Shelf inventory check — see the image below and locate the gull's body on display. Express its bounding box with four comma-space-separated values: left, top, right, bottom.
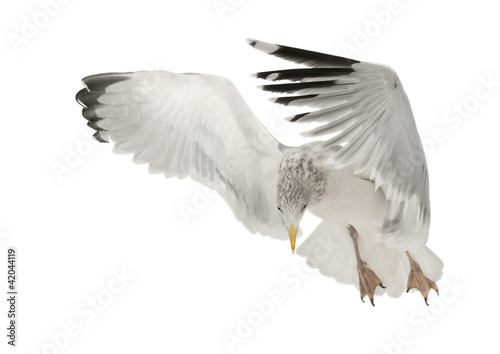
277, 146, 440, 300
308, 159, 388, 229
279, 145, 387, 230
76, 39, 443, 305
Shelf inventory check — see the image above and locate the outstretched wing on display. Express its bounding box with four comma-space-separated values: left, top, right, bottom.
249, 39, 430, 247
76, 71, 287, 240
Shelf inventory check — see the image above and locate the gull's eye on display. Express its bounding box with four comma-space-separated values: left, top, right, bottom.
277, 206, 282, 212
303, 204, 307, 210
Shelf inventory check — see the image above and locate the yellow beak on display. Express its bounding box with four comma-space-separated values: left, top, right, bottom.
289, 225, 297, 254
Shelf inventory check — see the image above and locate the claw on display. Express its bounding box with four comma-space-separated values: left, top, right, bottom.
406, 251, 439, 304
358, 265, 385, 306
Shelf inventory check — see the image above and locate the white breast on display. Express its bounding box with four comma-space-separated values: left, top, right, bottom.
307, 166, 388, 230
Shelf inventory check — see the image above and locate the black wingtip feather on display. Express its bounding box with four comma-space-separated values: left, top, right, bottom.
260, 80, 339, 93
75, 88, 88, 107
82, 106, 105, 122
76, 90, 102, 108
273, 94, 318, 106
93, 131, 108, 143
87, 120, 105, 132
81, 72, 133, 92
253, 68, 355, 82
289, 112, 309, 122
248, 39, 360, 68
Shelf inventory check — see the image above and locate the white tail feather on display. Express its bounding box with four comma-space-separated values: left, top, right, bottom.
297, 220, 443, 298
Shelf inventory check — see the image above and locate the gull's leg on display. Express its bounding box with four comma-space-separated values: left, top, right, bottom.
405, 251, 439, 305
347, 225, 385, 306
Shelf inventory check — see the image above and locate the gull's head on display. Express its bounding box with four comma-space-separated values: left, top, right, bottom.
277, 178, 308, 254
277, 147, 328, 254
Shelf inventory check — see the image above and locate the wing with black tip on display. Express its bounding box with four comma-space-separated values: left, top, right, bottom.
249, 39, 430, 248
76, 70, 287, 240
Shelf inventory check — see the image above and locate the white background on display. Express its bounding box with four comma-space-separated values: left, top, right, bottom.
1, 0, 499, 353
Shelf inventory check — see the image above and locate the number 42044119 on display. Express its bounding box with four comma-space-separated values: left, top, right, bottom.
7, 249, 16, 290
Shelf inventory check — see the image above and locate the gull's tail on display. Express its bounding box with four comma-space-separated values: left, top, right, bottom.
296, 220, 443, 299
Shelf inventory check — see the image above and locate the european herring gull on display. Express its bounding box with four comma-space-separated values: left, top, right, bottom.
76, 39, 443, 305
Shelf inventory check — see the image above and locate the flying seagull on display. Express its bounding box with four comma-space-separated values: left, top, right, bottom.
76, 39, 443, 306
